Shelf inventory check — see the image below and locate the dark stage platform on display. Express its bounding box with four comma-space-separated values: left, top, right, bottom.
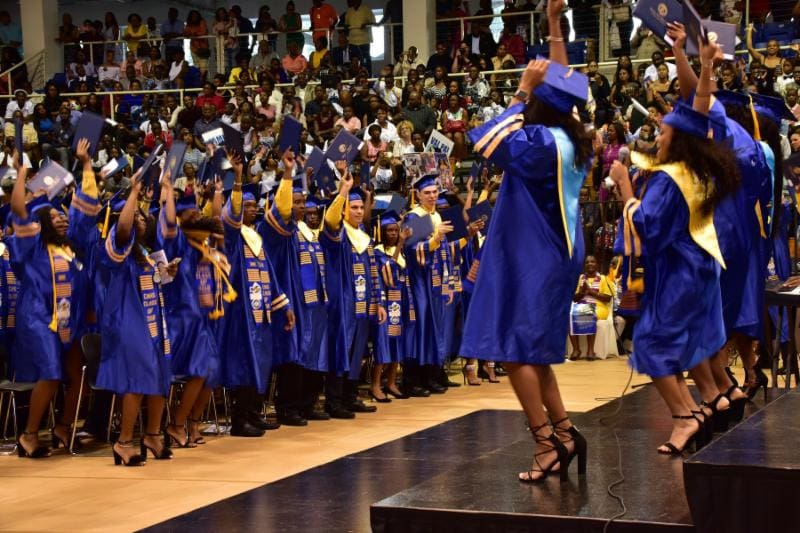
143, 385, 789, 533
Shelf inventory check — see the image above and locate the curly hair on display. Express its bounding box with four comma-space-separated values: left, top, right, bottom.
523, 95, 594, 169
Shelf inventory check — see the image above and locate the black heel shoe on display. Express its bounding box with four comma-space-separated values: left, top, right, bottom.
745, 368, 768, 402
658, 415, 701, 455
519, 423, 568, 483
369, 390, 391, 403
187, 417, 206, 445
462, 364, 481, 386
17, 431, 51, 459
383, 387, 409, 399
552, 417, 588, 477
723, 386, 747, 424
52, 424, 82, 453
691, 410, 712, 449
724, 366, 739, 388
113, 441, 146, 466
701, 394, 730, 433
478, 362, 500, 383
141, 433, 174, 460
164, 423, 195, 448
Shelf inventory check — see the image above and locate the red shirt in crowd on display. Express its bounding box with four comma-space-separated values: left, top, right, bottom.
143, 130, 174, 150
195, 93, 226, 115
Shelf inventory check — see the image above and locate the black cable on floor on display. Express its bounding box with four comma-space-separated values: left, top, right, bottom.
596, 366, 635, 533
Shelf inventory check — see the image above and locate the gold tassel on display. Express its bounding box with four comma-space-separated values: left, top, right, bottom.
100, 205, 111, 239
376, 216, 381, 243
410, 189, 416, 209
47, 245, 58, 333
748, 94, 762, 141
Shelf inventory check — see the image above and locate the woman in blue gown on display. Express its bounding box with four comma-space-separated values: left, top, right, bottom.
461, 0, 591, 483
11, 139, 100, 458
610, 90, 740, 454
97, 176, 173, 465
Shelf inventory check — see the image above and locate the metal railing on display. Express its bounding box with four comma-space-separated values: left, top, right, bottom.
0, 49, 46, 96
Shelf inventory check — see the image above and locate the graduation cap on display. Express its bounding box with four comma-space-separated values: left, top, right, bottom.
532, 57, 589, 114
436, 196, 450, 209
27, 161, 75, 200
279, 115, 303, 155
27, 195, 53, 219
160, 140, 187, 184
751, 93, 796, 124
175, 194, 198, 213
71, 111, 105, 157
402, 213, 434, 247
348, 187, 366, 203
97, 188, 127, 238
379, 209, 401, 227
439, 204, 469, 241
373, 192, 407, 214
242, 182, 260, 202
305, 196, 322, 210
662, 101, 710, 139
412, 174, 438, 191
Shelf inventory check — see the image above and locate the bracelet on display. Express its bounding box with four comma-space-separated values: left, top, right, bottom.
547, 36, 564, 42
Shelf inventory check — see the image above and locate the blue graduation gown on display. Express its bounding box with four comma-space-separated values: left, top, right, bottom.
403, 207, 454, 366
320, 218, 384, 377
9, 186, 99, 381
96, 225, 172, 395
0, 239, 18, 350
624, 169, 725, 378
158, 213, 219, 384
374, 245, 415, 364
460, 104, 584, 365
260, 188, 329, 372
219, 198, 291, 393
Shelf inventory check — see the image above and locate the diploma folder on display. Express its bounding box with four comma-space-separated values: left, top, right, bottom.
279, 115, 303, 155
402, 213, 435, 248
439, 204, 469, 241
27, 161, 75, 200
632, 0, 682, 44
71, 111, 106, 157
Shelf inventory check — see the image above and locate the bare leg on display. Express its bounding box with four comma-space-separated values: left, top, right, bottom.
188, 387, 212, 443
569, 335, 581, 359
688, 360, 728, 412
114, 393, 144, 463
463, 358, 480, 385
371, 363, 387, 399
586, 335, 597, 358
710, 337, 748, 401
20, 380, 59, 455
534, 364, 576, 454
385, 363, 403, 395
652, 374, 701, 452
54, 343, 84, 441
505, 363, 561, 481
166, 376, 204, 447
142, 395, 168, 456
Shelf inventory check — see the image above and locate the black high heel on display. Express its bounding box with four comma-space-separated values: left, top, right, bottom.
369, 391, 391, 403
745, 368, 768, 402
187, 418, 206, 445
658, 415, 701, 455
141, 433, 174, 460
724, 366, 739, 388
724, 386, 748, 424
17, 431, 51, 459
691, 410, 712, 449
519, 422, 568, 483
462, 364, 481, 386
383, 387, 409, 400
701, 394, 730, 433
52, 423, 82, 453
113, 440, 146, 466
552, 417, 588, 477
164, 423, 195, 448
478, 362, 500, 383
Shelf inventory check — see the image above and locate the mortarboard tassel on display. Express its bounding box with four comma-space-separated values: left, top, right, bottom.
100, 204, 111, 240
376, 216, 381, 243
747, 94, 762, 142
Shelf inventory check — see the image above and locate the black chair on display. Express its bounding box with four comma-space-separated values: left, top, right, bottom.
0, 345, 55, 452
71, 333, 120, 452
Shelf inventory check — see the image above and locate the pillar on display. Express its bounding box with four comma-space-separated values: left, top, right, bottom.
402, 0, 435, 61
21, 0, 62, 79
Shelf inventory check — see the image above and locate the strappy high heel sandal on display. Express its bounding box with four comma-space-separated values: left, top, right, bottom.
141, 433, 174, 460
478, 362, 500, 383
519, 422, 568, 483
701, 394, 730, 433
187, 417, 206, 445
164, 423, 196, 448
462, 364, 481, 386
691, 410, 712, 449
17, 431, 51, 459
112, 440, 146, 466
658, 415, 701, 455
51, 423, 82, 453
723, 385, 748, 424
745, 367, 768, 402
551, 417, 588, 477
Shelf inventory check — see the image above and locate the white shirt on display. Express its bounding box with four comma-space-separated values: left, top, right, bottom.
98, 65, 121, 83
362, 120, 398, 144
643, 62, 677, 85
471, 35, 481, 55
138, 119, 169, 135
4, 100, 33, 119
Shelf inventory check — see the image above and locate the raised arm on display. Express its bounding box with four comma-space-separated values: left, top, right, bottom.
324, 160, 352, 231
275, 149, 296, 222
115, 176, 143, 246
547, 0, 568, 66
666, 23, 696, 101
746, 24, 765, 64
9, 150, 27, 219
694, 39, 723, 116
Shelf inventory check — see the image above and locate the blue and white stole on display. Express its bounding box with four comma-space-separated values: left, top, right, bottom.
548, 127, 586, 257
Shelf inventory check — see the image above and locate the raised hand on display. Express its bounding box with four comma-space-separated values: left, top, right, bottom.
75, 138, 91, 163
518, 59, 549, 94
666, 22, 686, 51
547, 0, 565, 19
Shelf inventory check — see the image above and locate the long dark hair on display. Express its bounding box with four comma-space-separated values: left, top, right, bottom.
34, 205, 72, 248
661, 133, 741, 215
132, 212, 157, 265
757, 114, 784, 238
523, 96, 594, 169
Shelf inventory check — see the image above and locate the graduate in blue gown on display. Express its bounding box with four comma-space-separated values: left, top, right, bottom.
610, 91, 740, 454
97, 176, 173, 465
371, 210, 415, 401
10, 140, 100, 458
220, 156, 295, 437
261, 155, 331, 425
159, 173, 232, 448
461, 4, 591, 481
401, 176, 456, 396
319, 164, 387, 418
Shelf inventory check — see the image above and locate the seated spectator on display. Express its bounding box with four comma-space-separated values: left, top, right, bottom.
49, 106, 75, 166
775, 58, 795, 96
361, 123, 388, 164
139, 108, 168, 136
474, 89, 505, 125
362, 107, 398, 144
251, 40, 279, 75
375, 74, 403, 111
196, 82, 226, 115
309, 37, 331, 72
462, 20, 497, 61
120, 65, 142, 91
193, 103, 224, 147
334, 105, 361, 134
452, 42, 473, 73
68, 50, 96, 80
426, 42, 452, 74
177, 94, 202, 132
123, 13, 148, 57
490, 43, 515, 85
5, 88, 32, 119
642, 51, 676, 85
269, 57, 290, 83
498, 23, 525, 65
282, 42, 309, 76
463, 66, 490, 110
120, 51, 144, 78
98, 50, 121, 87
313, 101, 337, 143
169, 49, 188, 88
67, 64, 97, 92
143, 121, 173, 151
441, 94, 468, 161
146, 64, 171, 90
228, 55, 256, 85
305, 85, 327, 118
394, 46, 424, 78
424, 65, 450, 102
399, 91, 437, 137
142, 46, 165, 80
255, 78, 283, 118
331, 31, 362, 68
